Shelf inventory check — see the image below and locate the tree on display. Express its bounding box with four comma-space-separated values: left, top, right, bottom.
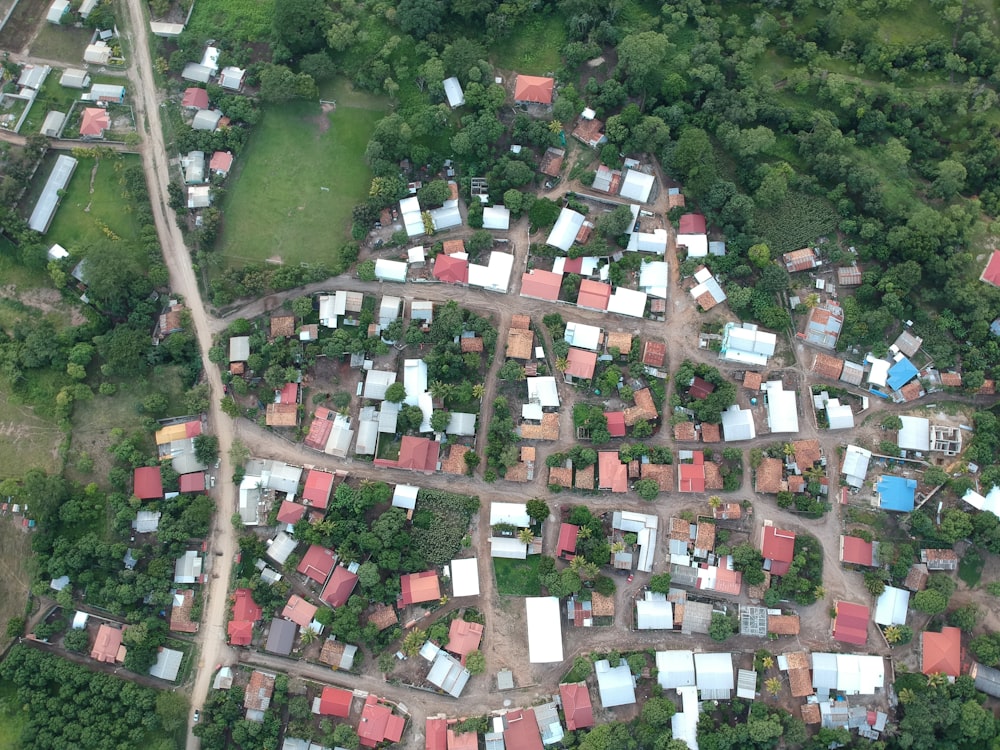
948, 603, 981, 632
517, 528, 534, 545
332, 724, 360, 750
397, 0, 445, 38
913, 589, 948, 614
765, 677, 782, 696
525, 498, 549, 523
939, 509, 973, 543
599, 205, 635, 238
649, 573, 671, 594
881, 414, 903, 431
884, 624, 914, 645
418, 180, 451, 207
641, 696, 676, 727
465, 650, 486, 675
709, 612, 735, 641
402, 628, 426, 657
193, 434, 220, 465
258, 64, 318, 102
863, 571, 886, 597
430, 410, 451, 433
748, 243, 770, 268
932, 159, 966, 199
635, 478, 659, 501
384, 382, 407, 403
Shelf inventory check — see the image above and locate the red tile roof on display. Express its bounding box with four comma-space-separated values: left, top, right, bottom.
400, 570, 440, 606
91, 624, 125, 663
210, 150, 233, 173
840, 536, 875, 566
80, 107, 110, 137
521, 270, 562, 300
133, 466, 163, 500
282, 594, 318, 627
233, 588, 262, 623
678, 214, 706, 234
604, 411, 626, 437
503, 708, 543, 750
322, 566, 359, 607
598, 451, 627, 492
318, 686, 353, 717
922, 626, 962, 677
981, 251, 1000, 287
565, 348, 597, 380
514, 75, 554, 104
182, 87, 209, 108
179, 472, 205, 493
577, 280, 612, 310
434, 253, 470, 284
359, 695, 405, 747
277, 382, 298, 404
446, 619, 484, 659
426, 718, 448, 750
386, 436, 440, 472
762, 526, 796, 576
833, 601, 869, 645
559, 683, 594, 730
557, 524, 579, 558
783, 247, 819, 272
227, 619, 254, 646
304, 409, 334, 450
297, 545, 336, 583
276, 500, 306, 525
642, 340, 666, 367
812, 353, 844, 379
302, 470, 334, 509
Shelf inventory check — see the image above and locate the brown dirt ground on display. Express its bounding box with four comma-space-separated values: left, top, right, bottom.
0, 0, 46, 54
0, 515, 36, 649
0, 285, 87, 327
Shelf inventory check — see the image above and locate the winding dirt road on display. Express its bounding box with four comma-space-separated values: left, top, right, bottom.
120, 1, 237, 746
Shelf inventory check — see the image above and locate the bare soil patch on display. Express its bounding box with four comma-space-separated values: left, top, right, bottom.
0, 285, 86, 327
0, 0, 46, 54
0, 516, 35, 649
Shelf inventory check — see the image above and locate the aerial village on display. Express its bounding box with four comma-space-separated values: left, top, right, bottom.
6, 6, 1000, 749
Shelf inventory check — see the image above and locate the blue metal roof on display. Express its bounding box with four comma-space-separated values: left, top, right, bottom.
877, 475, 917, 512
886, 358, 919, 390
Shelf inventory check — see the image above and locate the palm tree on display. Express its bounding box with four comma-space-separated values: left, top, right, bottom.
610, 540, 626, 554
518, 528, 534, 545
577, 526, 592, 540
555, 356, 569, 373
761, 655, 774, 670
884, 625, 903, 645
926, 672, 948, 689
814, 585, 826, 600
804, 464, 826, 482
472, 383, 486, 400
708, 495, 722, 510
898, 687, 916, 705
782, 443, 795, 457
299, 628, 317, 646
429, 380, 453, 401
765, 677, 782, 696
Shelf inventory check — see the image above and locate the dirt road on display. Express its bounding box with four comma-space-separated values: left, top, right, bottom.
120, 0, 238, 746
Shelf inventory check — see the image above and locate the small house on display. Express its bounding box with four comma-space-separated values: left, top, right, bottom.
443, 76, 464, 108
219, 66, 245, 91
46, 0, 70, 23
83, 41, 112, 65
59, 68, 90, 89
514, 75, 554, 105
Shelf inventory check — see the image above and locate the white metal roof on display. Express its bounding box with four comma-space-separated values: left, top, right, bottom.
613, 510, 657, 532
812, 653, 884, 694
898, 416, 930, 451
639, 261, 668, 297
963, 486, 1000, 517
527, 377, 560, 407
29, 154, 77, 234
627, 229, 668, 254
695, 652, 734, 699
450, 557, 480, 597
672, 686, 700, 750
174, 550, 202, 583
842, 445, 872, 488
483, 205, 510, 230
219, 66, 245, 90
400, 196, 424, 237
354, 415, 377, 456
522, 403, 543, 421
378, 295, 401, 326
525, 597, 563, 663
595, 659, 636, 707
619, 169, 655, 203
446, 412, 476, 435
636, 596, 672, 630
721, 405, 756, 441
677, 233, 708, 257
866, 356, 891, 387
133, 510, 161, 533
149, 647, 183, 681
636, 526, 657, 573
564, 321, 601, 351
489, 537, 527, 559
430, 200, 462, 231
267, 532, 298, 565
722, 324, 776, 366
374, 258, 407, 282
468, 251, 514, 292
229, 336, 250, 362
403, 359, 428, 406
364, 369, 396, 400
690, 275, 727, 306
763, 381, 799, 433
874, 586, 909, 626
826, 399, 855, 429
407, 246, 425, 264
427, 649, 470, 697
191, 108, 222, 130
392, 484, 419, 510
546, 208, 585, 251
490, 502, 530, 527
607, 287, 647, 318
443, 77, 465, 108
656, 650, 696, 689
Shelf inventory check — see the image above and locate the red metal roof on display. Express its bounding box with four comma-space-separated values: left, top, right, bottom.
133, 466, 163, 499
282, 594, 318, 627
433, 253, 470, 284
983, 251, 1000, 287
688, 376, 715, 400
278, 382, 298, 404
559, 683, 594, 730
182, 87, 209, 108
604, 411, 626, 437
297, 545, 336, 583
179, 472, 205, 493
598, 451, 627, 492
576, 279, 611, 310
503, 709, 543, 750
833, 602, 869, 646
678, 213, 706, 234
321, 566, 359, 607
561, 257, 583, 274
276, 500, 306, 525
762, 526, 796, 574
359, 695, 405, 747
514, 75, 554, 104
80, 107, 110, 136
565, 348, 597, 380
304, 410, 334, 450
391, 436, 440, 472
318, 686, 353, 717
227, 619, 253, 646
840, 535, 875, 566
302, 469, 334, 508
210, 150, 233, 173
448, 730, 478, 750
400, 570, 440, 606
520, 270, 562, 300
678, 463, 706, 493
232, 588, 262, 623
642, 340, 666, 367
557, 523, 579, 557
922, 626, 962, 677
446, 619, 483, 659
426, 718, 448, 750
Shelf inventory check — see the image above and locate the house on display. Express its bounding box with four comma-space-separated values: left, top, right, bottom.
695, 652, 735, 700
315, 686, 353, 718
149, 647, 183, 682
150, 21, 185, 37
446, 619, 483, 661
676, 214, 708, 258
721, 405, 756, 441
838, 264, 863, 285
296, 545, 336, 584
801, 303, 843, 349
783, 247, 820, 272
187, 185, 211, 209
874, 586, 909, 626
678, 453, 706, 493
228, 588, 262, 646
761, 524, 796, 576
811, 653, 885, 695
181, 150, 206, 184
612, 511, 658, 572
595, 659, 636, 707
981, 251, 1000, 287
812, 352, 844, 380
132, 510, 161, 533
636, 591, 673, 630
400, 570, 440, 606
442, 76, 465, 107
210, 150, 234, 176
84, 41, 113, 65
619, 169, 655, 203
840, 536, 878, 567
482, 205, 510, 230
321, 566, 359, 608
639, 261, 669, 298
244, 670, 276, 720
79, 107, 111, 138
450, 557, 479, 598
182, 87, 209, 110
375, 258, 408, 282
192, 108, 223, 131
467, 251, 514, 293
876, 475, 917, 512
91, 624, 126, 663
755, 457, 784, 494
318, 638, 357, 670
358, 695, 405, 748
46, 0, 70, 23
762, 381, 799, 433
572, 108, 606, 148
564, 321, 602, 350
898, 416, 930, 452
525, 597, 563, 663
577, 279, 612, 311
174, 550, 203, 584
922, 626, 962, 677
546, 208, 586, 251
721, 322, 777, 367
169, 588, 198, 633
833, 601, 869, 646
559, 682, 594, 730
642, 341, 666, 368
133, 466, 163, 500
598, 452, 628, 492
503, 709, 543, 750
690, 267, 727, 310
825, 399, 855, 429
842, 445, 872, 489
219, 66, 245, 90
265, 617, 297, 655
656, 649, 696, 689
556, 524, 578, 559
433, 253, 469, 284
514, 75, 554, 104
607, 287, 647, 318
564, 348, 598, 382
963, 486, 1000, 518
921, 548, 958, 571
376, 435, 440, 472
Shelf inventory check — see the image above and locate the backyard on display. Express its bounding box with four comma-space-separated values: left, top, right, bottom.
19, 72, 126, 136
29, 23, 95, 62
491, 15, 565, 74
493, 556, 542, 596
217, 93, 384, 268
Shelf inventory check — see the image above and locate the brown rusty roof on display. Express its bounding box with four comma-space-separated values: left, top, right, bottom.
756, 458, 784, 493
704, 462, 724, 491
461, 336, 484, 353
439, 445, 471, 475
367, 604, 398, 631
743, 371, 763, 390
270, 314, 295, 338
701, 423, 721, 443
624, 388, 657, 425
521, 412, 559, 441
793, 440, 821, 470
504, 462, 529, 482
591, 591, 615, 617
812, 353, 844, 380
605, 332, 633, 354
642, 340, 666, 367
506, 327, 534, 359
640, 463, 674, 491
899, 380, 923, 402
768, 614, 800, 635
674, 421, 696, 441
511, 314, 531, 330
548, 466, 573, 488
695, 522, 715, 551
800, 703, 821, 723
574, 464, 595, 490
266, 403, 298, 427
940, 372, 962, 387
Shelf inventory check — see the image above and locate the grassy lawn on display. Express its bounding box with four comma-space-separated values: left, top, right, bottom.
218, 98, 383, 267
20, 72, 125, 135
0, 240, 50, 289
0, 519, 35, 657
21, 153, 142, 251
492, 15, 565, 74
0, 382, 65, 480
493, 555, 542, 596
29, 23, 94, 62
959, 548, 984, 588
185, 0, 274, 41
0, 681, 25, 750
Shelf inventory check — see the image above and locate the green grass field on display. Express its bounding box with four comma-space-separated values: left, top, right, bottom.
0, 681, 25, 750
492, 15, 565, 74
22, 153, 142, 252
29, 23, 94, 62
185, 0, 274, 42
493, 556, 542, 596
218, 99, 383, 267
0, 240, 50, 289
0, 385, 64, 479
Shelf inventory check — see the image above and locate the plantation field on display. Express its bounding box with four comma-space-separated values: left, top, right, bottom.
185, 0, 274, 42
218, 98, 383, 268
0, 518, 35, 658
20, 153, 143, 251
754, 192, 838, 255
